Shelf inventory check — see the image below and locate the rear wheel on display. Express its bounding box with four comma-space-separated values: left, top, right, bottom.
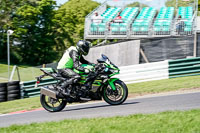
103, 80, 128, 105
40, 94, 67, 112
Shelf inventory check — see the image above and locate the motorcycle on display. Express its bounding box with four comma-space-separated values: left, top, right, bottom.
36, 54, 128, 112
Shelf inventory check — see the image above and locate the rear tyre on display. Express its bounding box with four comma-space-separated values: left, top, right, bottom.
0, 83, 7, 87
7, 81, 20, 86
40, 94, 67, 112
0, 95, 6, 99
7, 93, 20, 98
0, 98, 6, 102
7, 97, 19, 101
103, 80, 128, 105
0, 87, 6, 92
7, 89, 20, 94
7, 86, 19, 91
0, 91, 7, 95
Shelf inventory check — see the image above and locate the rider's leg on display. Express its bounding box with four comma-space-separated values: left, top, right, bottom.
58, 68, 81, 95
59, 69, 91, 100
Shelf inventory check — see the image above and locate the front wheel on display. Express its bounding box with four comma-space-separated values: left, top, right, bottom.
40, 94, 67, 112
103, 80, 128, 105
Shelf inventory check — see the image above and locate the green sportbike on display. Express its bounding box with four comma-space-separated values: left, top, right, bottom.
37, 54, 128, 112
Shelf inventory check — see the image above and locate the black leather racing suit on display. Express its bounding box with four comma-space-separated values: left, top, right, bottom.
58, 50, 91, 88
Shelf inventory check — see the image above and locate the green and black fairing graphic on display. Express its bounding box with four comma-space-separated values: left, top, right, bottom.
38, 54, 128, 112
73, 56, 120, 91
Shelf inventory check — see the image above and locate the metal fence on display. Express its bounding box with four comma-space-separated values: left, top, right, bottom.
169, 57, 200, 78
173, 17, 196, 36
0, 63, 58, 83
84, 2, 198, 39
21, 78, 57, 98
115, 60, 169, 84
0, 66, 43, 83
19, 57, 200, 98
153, 19, 174, 35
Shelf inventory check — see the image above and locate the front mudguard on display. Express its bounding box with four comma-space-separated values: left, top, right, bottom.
106, 78, 119, 91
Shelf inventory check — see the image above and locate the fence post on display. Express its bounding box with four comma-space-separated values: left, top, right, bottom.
16, 66, 21, 81
9, 65, 16, 81
193, 32, 197, 57
140, 48, 149, 63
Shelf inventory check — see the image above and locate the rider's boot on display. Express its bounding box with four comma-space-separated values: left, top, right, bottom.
79, 92, 91, 101
83, 75, 94, 91
57, 78, 74, 96
80, 82, 92, 101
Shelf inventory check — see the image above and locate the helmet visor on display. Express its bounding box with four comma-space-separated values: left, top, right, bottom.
81, 46, 89, 56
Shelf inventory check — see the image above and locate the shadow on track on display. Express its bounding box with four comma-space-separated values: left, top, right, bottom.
62, 101, 139, 112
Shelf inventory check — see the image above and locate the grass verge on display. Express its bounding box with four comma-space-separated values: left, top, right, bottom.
1, 75, 200, 114
0, 97, 41, 114
1, 109, 200, 133
127, 75, 200, 94
0, 64, 42, 82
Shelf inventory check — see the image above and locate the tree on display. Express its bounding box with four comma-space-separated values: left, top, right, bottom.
165, 0, 195, 8
0, 0, 99, 65
11, 0, 57, 65
127, 2, 148, 8
0, 0, 36, 63
53, 0, 99, 49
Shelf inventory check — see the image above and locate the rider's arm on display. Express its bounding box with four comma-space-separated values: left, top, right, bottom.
69, 50, 85, 71
80, 56, 92, 64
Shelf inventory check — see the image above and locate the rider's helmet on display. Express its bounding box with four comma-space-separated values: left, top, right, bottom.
76, 40, 91, 56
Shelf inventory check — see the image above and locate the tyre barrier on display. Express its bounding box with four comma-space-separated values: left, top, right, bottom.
0, 81, 20, 103
7, 81, 20, 101
0, 82, 7, 102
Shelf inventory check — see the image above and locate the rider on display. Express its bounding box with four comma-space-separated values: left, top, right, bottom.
57, 40, 92, 96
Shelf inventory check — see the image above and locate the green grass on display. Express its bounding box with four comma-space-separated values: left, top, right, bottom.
0, 97, 41, 114
0, 64, 43, 82
1, 109, 200, 133
1, 75, 200, 114
127, 75, 200, 94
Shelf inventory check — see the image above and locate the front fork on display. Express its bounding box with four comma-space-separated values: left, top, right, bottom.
106, 78, 119, 91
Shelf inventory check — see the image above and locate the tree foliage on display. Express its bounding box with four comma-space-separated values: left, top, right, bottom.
0, 0, 37, 63
165, 0, 195, 8
0, 0, 99, 65
127, 2, 148, 8
53, 0, 99, 48
11, 0, 57, 65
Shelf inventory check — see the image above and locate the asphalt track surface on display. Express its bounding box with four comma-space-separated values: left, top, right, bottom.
0, 91, 200, 128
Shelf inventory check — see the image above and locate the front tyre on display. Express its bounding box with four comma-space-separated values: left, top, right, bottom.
40, 94, 67, 112
103, 80, 128, 105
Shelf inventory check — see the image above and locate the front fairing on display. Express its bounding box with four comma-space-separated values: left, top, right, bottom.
97, 55, 120, 77
74, 55, 120, 90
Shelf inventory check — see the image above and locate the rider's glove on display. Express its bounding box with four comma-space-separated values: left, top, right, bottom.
84, 69, 90, 74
